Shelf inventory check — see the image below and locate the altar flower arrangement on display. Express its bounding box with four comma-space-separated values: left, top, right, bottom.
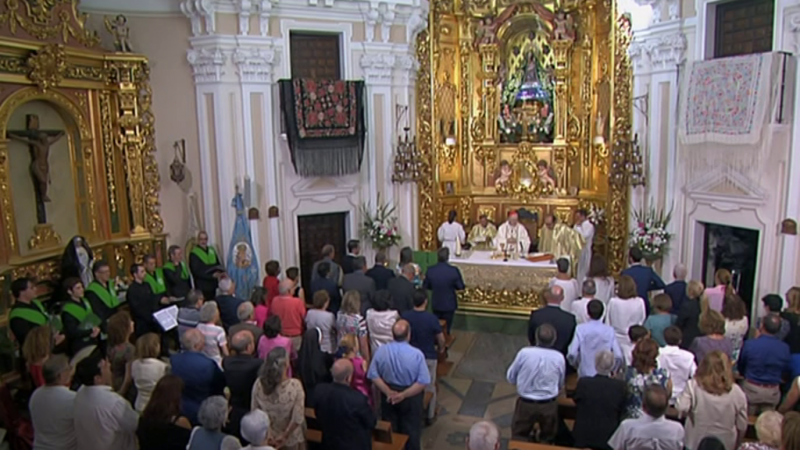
630, 205, 673, 260
587, 204, 605, 226
360, 196, 401, 249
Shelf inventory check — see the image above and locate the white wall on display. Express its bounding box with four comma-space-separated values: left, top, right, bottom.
627, 0, 800, 320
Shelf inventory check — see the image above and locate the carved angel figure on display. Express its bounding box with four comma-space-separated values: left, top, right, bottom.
473, 5, 519, 50
105, 14, 133, 52
553, 10, 575, 41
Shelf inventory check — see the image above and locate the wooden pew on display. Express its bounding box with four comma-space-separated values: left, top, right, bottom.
508, 441, 575, 450
305, 408, 409, 450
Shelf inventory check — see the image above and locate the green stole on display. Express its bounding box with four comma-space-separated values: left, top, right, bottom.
191, 246, 218, 265
163, 261, 190, 279
9, 299, 47, 325
145, 268, 167, 294
62, 298, 93, 322
86, 281, 119, 309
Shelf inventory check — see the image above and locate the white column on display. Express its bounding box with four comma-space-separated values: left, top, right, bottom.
778, 55, 800, 293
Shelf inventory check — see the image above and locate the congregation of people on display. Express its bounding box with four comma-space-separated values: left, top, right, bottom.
11, 227, 800, 450
12, 236, 460, 450
507, 245, 800, 450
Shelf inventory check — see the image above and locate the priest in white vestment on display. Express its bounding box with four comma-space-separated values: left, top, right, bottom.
496, 210, 531, 255
437, 210, 466, 255
573, 209, 595, 284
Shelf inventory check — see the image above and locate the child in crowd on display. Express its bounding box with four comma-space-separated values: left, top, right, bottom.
623, 325, 649, 367
644, 294, 675, 346
656, 326, 696, 404
337, 334, 371, 406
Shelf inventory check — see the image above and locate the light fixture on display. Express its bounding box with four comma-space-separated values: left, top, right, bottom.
610, 133, 646, 187
391, 126, 424, 183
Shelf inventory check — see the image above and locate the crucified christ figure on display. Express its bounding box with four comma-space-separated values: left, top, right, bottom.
8, 114, 65, 221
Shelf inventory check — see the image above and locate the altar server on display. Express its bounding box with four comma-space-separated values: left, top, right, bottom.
437, 210, 466, 255
467, 214, 497, 250
496, 210, 531, 255
573, 209, 595, 285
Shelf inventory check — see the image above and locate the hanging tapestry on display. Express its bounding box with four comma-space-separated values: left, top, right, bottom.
279, 79, 366, 177
678, 53, 778, 145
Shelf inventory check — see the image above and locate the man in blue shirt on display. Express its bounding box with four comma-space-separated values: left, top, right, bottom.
401, 289, 445, 424
507, 323, 565, 443
738, 313, 791, 415
215, 277, 245, 331
621, 247, 665, 315
171, 328, 226, 424
568, 300, 623, 378
423, 247, 465, 333
368, 320, 430, 450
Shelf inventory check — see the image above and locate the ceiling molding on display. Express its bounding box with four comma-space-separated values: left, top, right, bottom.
79, 0, 182, 16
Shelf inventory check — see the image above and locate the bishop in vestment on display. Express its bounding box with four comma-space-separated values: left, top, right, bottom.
496, 210, 531, 255
467, 215, 497, 250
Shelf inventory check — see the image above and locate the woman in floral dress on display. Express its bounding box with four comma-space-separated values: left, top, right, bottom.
251, 347, 306, 450
623, 337, 672, 419
722, 294, 749, 367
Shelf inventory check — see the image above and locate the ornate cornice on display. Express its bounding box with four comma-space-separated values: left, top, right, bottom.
629, 31, 686, 74
181, 0, 216, 36
360, 50, 419, 86
186, 46, 226, 83
232, 46, 279, 83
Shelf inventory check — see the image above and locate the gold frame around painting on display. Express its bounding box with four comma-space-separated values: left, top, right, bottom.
415, 0, 633, 312
0, 1, 166, 319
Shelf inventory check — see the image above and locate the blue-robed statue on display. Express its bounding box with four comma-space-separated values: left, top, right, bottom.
226, 192, 259, 300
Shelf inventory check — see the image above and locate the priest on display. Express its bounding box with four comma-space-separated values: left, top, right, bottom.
573, 209, 595, 284
467, 214, 497, 250
496, 210, 531, 255
538, 214, 584, 267
437, 210, 466, 255
190, 231, 224, 300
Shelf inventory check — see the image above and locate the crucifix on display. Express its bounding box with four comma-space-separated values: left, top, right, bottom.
7, 114, 65, 224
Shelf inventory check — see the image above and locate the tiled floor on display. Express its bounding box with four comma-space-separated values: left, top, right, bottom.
420, 330, 524, 450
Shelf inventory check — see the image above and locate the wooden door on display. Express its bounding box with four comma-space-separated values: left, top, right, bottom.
297, 212, 347, 292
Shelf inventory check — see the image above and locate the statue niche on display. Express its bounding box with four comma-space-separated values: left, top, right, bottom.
497, 15, 556, 144
6, 101, 82, 254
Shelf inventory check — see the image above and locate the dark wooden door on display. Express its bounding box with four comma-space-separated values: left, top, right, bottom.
297, 212, 347, 292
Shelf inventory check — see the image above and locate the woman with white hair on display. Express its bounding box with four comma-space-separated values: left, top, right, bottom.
186, 396, 241, 450
251, 347, 306, 450
572, 350, 627, 450
240, 409, 275, 450
197, 301, 229, 366
737, 410, 783, 450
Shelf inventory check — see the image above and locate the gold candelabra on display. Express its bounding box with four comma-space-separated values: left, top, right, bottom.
392, 127, 424, 183
610, 134, 646, 187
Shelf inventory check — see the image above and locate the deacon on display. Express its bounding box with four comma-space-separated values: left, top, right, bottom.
538, 214, 584, 264
85, 260, 120, 324
190, 231, 224, 300
496, 210, 531, 255
467, 214, 497, 251
163, 245, 192, 299
573, 209, 595, 284
437, 210, 466, 255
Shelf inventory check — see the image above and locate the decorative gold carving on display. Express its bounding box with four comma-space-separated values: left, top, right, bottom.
0, 0, 100, 47
0, 147, 13, 254
553, 206, 574, 224
416, 28, 436, 250
11, 258, 59, 281
0, 56, 26, 74
114, 243, 129, 272
459, 196, 474, 226
99, 92, 117, 213
130, 241, 151, 263
27, 223, 61, 249
137, 63, 164, 234
608, 13, 633, 273
451, 260, 557, 312
27, 44, 66, 91
477, 205, 497, 222
65, 65, 103, 82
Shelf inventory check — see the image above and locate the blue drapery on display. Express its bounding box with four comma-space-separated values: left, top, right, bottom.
226, 193, 260, 300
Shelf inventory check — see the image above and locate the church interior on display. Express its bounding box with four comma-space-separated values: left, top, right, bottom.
0, 0, 795, 448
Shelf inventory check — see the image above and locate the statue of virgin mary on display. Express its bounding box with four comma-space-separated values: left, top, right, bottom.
60, 236, 94, 288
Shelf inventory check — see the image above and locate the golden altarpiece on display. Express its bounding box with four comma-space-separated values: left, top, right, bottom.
415, 0, 633, 313
0, 1, 166, 352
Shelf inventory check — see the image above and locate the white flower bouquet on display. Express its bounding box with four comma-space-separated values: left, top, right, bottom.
629, 205, 672, 260
360, 196, 401, 249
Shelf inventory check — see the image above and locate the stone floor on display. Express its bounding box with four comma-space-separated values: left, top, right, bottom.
420, 330, 525, 450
